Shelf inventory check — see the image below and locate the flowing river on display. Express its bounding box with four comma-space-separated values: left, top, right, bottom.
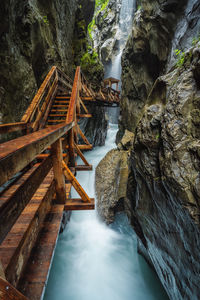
44, 124, 169, 300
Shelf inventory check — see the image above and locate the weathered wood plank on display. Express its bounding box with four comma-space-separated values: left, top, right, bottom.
77, 125, 91, 146
62, 161, 91, 203
64, 198, 95, 210
74, 143, 90, 166
0, 122, 30, 135
75, 165, 93, 171
77, 114, 92, 118
51, 139, 66, 204
17, 205, 64, 300
21, 67, 56, 123
0, 276, 28, 300
0, 122, 74, 186
0, 158, 52, 243
0, 173, 55, 287
66, 67, 80, 124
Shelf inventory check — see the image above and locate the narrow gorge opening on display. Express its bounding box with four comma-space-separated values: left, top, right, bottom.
0, 0, 200, 299
44, 0, 168, 299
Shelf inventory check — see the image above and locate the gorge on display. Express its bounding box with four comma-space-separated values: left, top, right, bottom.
0, 0, 200, 299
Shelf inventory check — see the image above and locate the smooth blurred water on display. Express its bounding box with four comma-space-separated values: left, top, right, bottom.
44, 124, 169, 300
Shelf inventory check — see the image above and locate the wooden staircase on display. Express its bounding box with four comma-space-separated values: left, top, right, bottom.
0, 65, 120, 299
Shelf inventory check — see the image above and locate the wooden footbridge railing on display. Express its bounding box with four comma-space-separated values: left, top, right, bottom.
0, 66, 120, 299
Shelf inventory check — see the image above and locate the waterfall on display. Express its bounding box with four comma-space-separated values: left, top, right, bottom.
105, 0, 136, 124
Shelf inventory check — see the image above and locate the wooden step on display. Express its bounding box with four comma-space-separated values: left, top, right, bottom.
64, 198, 95, 210
52, 105, 69, 108
47, 120, 65, 124
17, 204, 64, 300
55, 96, 71, 99
51, 109, 68, 112
54, 101, 70, 104
48, 114, 66, 117
0, 172, 55, 287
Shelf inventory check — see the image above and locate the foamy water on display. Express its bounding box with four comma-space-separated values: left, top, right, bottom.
44, 124, 168, 300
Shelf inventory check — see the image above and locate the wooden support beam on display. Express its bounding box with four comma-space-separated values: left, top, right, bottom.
0, 276, 28, 300
75, 165, 93, 171
0, 122, 74, 186
68, 129, 76, 167
77, 125, 91, 146
79, 97, 89, 114
74, 143, 90, 166
0, 261, 5, 279
37, 153, 67, 159
62, 161, 91, 203
77, 114, 92, 118
51, 139, 66, 204
64, 198, 95, 210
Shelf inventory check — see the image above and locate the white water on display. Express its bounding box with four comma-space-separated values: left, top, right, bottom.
44, 125, 168, 300
105, 0, 136, 124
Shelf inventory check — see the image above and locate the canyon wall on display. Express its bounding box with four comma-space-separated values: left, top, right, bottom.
0, 0, 108, 146
0, 0, 78, 123
96, 0, 200, 298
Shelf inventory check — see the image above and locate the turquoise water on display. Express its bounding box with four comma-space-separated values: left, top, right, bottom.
44, 124, 169, 300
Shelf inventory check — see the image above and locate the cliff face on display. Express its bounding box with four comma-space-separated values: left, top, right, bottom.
96, 0, 200, 298
90, 0, 122, 64
130, 46, 200, 299
0, 0, 108, 146
118, 0, 189, 140
0, 0, 78, 123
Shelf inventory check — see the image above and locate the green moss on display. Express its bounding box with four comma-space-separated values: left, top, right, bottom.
87, 0, 109, 40
80, 49, 104, 86
174, 49, 185, 67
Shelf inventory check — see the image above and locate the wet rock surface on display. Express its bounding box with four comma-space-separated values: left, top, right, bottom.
91, 0, 122, 64
129, 45, 200, 299
97, 0, 200, 298
79, 104, 108, 146
96, 148, 129, 223
118, 0, 188, 141
0, 0, 78, 123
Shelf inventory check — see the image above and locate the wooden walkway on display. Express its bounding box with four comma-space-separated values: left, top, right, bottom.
0, 66, 120, 299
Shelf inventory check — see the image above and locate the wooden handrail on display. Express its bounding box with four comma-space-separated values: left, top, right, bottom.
0, 122, 74, 186
0, 122, 31, 135
21, 66, 57, 123
66, 66, 81, 124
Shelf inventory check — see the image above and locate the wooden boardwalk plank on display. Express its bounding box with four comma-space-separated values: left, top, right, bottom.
18, 205, 64, 300
64, 198, 95, 210
0, 171, 55, 287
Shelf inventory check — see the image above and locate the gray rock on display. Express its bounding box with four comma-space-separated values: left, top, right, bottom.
95, 148, 129, 223
0, 0, 79, 124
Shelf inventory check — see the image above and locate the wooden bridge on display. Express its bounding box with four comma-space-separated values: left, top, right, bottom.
0, 66, 120, 299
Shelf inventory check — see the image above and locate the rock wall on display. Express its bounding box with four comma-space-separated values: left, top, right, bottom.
90, 0, 122, 64
96, 0, 200, 298
129, 46, 200, 299
117, 0, 188, 141
0, 0, 78, 123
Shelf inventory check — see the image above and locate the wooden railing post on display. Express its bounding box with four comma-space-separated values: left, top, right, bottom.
51, 138, 66, 204
68, 129, 76, 168
0, 259, 5, 279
